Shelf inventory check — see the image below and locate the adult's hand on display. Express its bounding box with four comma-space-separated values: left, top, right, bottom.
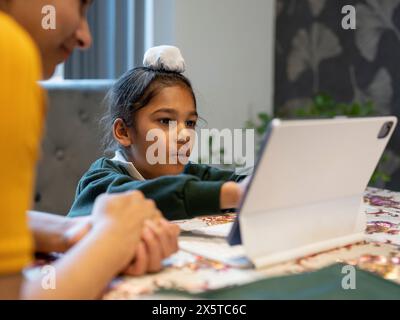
123, 219, 180, 276
91, 191, 162, 271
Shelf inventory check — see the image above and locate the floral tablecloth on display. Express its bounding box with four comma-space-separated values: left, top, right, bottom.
103, 188, 400, 299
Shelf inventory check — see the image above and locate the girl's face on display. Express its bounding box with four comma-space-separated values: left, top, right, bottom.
115, 85, 198, 180
3, 0, 92, 79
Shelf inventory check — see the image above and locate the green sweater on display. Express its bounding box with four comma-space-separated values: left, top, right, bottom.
68, 158, 245, 220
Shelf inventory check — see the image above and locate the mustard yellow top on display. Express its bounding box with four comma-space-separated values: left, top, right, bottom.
0, 12, 44, 275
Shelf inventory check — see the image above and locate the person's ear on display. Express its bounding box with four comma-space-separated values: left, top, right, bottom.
113, 118, 133, 147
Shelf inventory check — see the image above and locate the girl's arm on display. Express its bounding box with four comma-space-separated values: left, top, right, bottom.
69, 160, 250, 220
184, 163, 248, 183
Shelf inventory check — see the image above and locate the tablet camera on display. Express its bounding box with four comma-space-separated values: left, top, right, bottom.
378, 121, 394, 139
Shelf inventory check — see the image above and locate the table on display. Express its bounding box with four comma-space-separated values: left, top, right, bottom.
103, 188, 400, 300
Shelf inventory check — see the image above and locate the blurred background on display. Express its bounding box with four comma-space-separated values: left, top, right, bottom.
37, 0, 400, 215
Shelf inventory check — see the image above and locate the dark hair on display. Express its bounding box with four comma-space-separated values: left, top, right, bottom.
101, 67, 197, 153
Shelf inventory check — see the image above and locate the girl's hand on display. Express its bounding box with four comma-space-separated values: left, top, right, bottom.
220, 176, 252, 210
123, 219, 180, 276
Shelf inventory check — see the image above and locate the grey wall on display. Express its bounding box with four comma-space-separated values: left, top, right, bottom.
35, 81, 113, 215
151, 0, 276, 131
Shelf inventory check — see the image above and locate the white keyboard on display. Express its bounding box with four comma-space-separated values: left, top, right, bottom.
179, 236, 253, 269
188, 223, 233, 238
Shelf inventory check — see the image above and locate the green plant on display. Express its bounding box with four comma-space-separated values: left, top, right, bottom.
293, 93, 375, 118
245, 93, 393, 187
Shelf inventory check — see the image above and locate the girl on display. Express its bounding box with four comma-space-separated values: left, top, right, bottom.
69, 46, 249, 220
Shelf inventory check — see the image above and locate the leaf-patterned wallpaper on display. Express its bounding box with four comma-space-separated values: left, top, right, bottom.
274, 0, 400, 190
